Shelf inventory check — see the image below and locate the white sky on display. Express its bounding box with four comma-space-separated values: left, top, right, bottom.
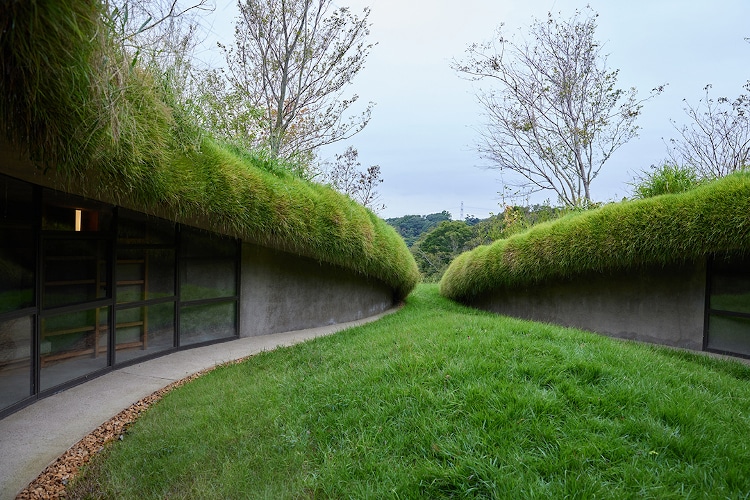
198, 0, 750, 219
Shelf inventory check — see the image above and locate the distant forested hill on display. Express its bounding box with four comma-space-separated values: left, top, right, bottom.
385, 211, 452, 246
386, 205, 568, 281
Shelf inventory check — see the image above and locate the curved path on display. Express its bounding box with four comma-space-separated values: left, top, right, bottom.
0, 309, 396, 499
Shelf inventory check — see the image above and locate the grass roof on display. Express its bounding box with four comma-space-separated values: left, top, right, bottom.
0, 0, 419, 300
440, 173, 750, 302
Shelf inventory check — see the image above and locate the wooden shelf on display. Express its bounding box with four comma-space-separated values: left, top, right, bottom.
41, 252, 150, 364
116, 320, 144, 328
117, 280, 145, 286
42, 325, 97, 337
116, 341, 144, 350
114, 253, 150, 350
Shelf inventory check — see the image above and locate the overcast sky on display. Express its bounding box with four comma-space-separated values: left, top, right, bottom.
199, 1, 749, 219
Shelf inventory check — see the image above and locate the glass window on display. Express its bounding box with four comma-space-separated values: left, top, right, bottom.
118, 210, 175, 245
114, 213, 178, 362
180, 259, 236, 301
713, 254, 750, 273
0, 315, 33, 411
707, 254, 750, 357
0, 227, 35, 314
0, 175, 35, 220
117, 249, 175, 303
710, 274, 750, 314
0, 176, 35, 314
43, 239, 109, 309
181, 227, 238, 259
707, 315, 750, 357
179, 227, 238, 302
40, 306, 109, 391
180, 301, 236, 346
115, 302, 174, 364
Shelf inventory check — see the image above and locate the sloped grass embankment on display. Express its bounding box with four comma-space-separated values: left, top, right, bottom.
0, 0, 419, 300
72, 285, 750, 498
440, 173, 750, 302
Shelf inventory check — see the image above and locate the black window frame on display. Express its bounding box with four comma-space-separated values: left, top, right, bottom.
704, 253, 750, 359
176, 225, 241, 348
0, 176, 243, 419
113, 208, 179, 365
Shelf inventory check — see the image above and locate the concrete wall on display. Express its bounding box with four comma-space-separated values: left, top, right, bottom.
469, 261, 707, 351
240, 243, 395, 337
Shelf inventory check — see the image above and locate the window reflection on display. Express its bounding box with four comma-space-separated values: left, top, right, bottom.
707, 253, 750, 357
710, 274, 750, 314
707, 315, 750, 357
40, 306, 109, 391
0, 177, 242, 414
43, 239, 109, 309
181, 228, 238, 259
116, 249, 175, 303
115, 302, 175, 364
0, 177, 35, 315
118, 210, 176, 245
0, 315, 33, 410
180, 259, 236, 301
180, 302, 236, 346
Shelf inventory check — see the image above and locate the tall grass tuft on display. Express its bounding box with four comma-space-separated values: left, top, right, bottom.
0, 0, 102, 168
631, 163, 702, 199
440, 173, 750, 302
0, 1, 419, 299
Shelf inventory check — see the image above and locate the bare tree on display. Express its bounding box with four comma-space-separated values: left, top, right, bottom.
321, 146, 384, 211
102, 1, 214, 101
102, 1, 215, 153
104, 0, 213, 56
668, 83, 750, 178
454, 8, 662, 207
222, 0, 374, 163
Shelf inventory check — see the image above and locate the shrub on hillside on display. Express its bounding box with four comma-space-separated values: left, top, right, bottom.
631, 163, 701, 199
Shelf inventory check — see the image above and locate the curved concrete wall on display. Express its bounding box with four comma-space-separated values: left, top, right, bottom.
468, 261, 707, 351
0, 141, 398, 341
240, 243, 396, 337
0, 146, 401, 420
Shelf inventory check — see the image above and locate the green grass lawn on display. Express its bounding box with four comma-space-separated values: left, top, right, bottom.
72, 285, 750, 499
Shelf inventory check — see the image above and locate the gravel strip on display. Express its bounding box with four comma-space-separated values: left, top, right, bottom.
16, 357, 250, 499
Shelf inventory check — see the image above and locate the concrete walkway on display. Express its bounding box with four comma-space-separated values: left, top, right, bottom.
0, 310, 395, 499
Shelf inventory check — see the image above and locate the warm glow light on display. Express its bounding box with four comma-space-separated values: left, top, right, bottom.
75, 209, 82, 232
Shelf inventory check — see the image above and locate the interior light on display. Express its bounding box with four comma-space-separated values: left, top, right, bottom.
75, 209, 82, 232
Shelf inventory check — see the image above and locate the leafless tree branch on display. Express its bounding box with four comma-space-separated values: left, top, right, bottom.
667, 82, 750, 178
221, 0, 374, 165
453, 7, 662, 207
